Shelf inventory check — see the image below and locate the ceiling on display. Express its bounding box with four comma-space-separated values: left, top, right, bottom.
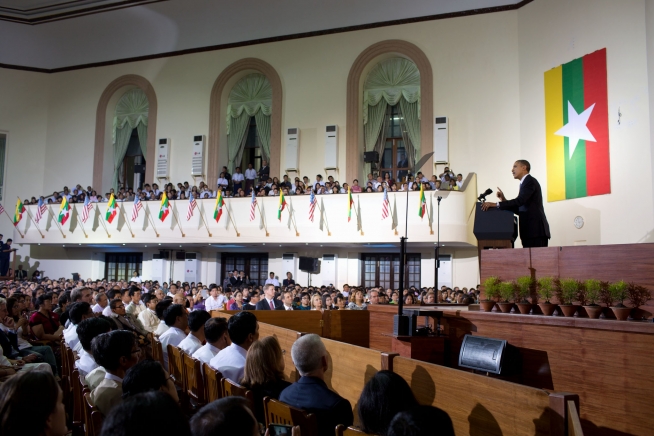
0, 0, 526, 71
0, 0, 161, 24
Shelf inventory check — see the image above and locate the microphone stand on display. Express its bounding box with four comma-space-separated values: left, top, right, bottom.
435, 195, 442, 291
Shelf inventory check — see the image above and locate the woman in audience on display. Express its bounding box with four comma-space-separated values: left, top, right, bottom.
404, 294, 416, 305
121, 359, 179, 402
311, 294, 323, 312
334, 295, 347, 310
387, 405, 454, 436
0, 370, 67, 436
29, 293, 64, 342
297, 292, 311, 310
322, 294, 334, 310
348, 289, 367, 310
240, 336, 291, 424
357, 370, 419, 435
100, 391, 190, 436
228, 290, 244, 310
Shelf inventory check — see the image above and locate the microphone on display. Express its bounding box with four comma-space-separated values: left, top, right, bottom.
478, 188, 493, 201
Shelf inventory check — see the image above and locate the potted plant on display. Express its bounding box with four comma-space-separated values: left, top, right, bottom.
515, 276, 534, 314
609, 280, 630, 321
537, 277, 557, 316
557, 278, 580, 317
497, 281, 517, 314
583, 279, 603, 319
627, 283, 652, 320
598, 280, 615, 319
481, 276, 501, 312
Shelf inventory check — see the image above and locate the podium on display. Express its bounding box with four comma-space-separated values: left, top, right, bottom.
473, 203, 517, 268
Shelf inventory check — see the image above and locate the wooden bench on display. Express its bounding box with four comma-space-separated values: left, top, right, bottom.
83, 392, 104, 436
182, 353, 206, 409
221, 377, 254, 409
264, 396, 317, 435
203, 363, 223, 403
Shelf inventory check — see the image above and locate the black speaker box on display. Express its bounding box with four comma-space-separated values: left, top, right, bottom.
364, 151, 379, 163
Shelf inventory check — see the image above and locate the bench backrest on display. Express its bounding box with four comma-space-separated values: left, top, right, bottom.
264, 396, 318, 435
203, 363, 223, 403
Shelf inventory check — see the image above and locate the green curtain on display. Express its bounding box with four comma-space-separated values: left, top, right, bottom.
113, 88, 149, 190
227, 74, 272, 172
363, 58, 420, 173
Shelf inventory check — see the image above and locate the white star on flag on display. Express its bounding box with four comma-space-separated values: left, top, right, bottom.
554, 101, 596, 159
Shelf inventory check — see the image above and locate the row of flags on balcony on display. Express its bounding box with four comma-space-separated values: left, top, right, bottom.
4, 185, 429, 234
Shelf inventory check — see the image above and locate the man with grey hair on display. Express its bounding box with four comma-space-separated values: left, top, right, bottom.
279, 334, 353, 436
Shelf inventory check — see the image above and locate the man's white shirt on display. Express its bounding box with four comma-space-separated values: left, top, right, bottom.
75, 349, 99, 377
209, 343, 248, 383
264, 278, 280, 287
178, 333, 203, 356
137, 308, 159, 333
154, 320, 169, 337
92, 303, 105, 314
192, 343, 221, 366
159, 326, 187, 369
245, 168, 257, 180
205, 295, 227, 311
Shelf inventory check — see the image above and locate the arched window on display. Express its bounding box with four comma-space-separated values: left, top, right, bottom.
363, 57, 420, 181
226, 73, 272, 173
113, 88, 149, 190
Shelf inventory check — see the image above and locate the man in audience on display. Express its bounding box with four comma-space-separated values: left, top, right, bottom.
108, 299, 147, 335
209, 311, 258, 382
264, 272, 280, 288
90, 330, 140, 415
424, 290, 437, 304
190, 397, 270, 436
137, 293, 160, 333
258, 160, 270, 183
102, 289, 122, 316
178, 310, 211, 356
282, 290, 295, 310
232, 166, 245, 192
280, 334, 353, 435
205, 285, 227, 311
159, 304, 188, 369
242, 291, 260, 310
167, 283, 179, 297
75, 317, 112, 377
245, 163, 257, 193
192, 317, 230, 365
70, 286, 93, 305
256, 283, 283, 310
368, 289, 380, 305
125, 286, 145, 317
92, 292, 108, 314
154, 299, 173, 337
64, 302, 93, 352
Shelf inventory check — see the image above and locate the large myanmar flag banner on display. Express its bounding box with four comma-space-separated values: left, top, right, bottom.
544, 48, 610, 202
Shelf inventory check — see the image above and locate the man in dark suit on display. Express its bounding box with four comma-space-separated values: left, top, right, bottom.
0, 239, 16, 277
242, 292, 260, 310
254, 284, 284, 310
482, 160, 551, 248
258, 159, 270, 183
14, 265, 27, 280
279, 334, 353, 436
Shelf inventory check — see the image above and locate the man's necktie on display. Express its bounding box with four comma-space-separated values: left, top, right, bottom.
269, 300, 274, 310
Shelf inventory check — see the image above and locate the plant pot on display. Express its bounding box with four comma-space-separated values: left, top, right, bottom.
584, 305, 603, 319
559, 304, 579, 317
480, 301, 496, 312
538, 302, 557, 316
611, 306, 632, 321
496, 302, 514, 313
516, 302, 533, 315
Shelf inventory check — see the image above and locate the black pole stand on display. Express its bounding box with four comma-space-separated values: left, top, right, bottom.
435, 195, 442, 291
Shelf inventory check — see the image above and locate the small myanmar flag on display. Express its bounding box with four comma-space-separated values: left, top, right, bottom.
13, 198, 25, 226
277, 191, 287, 221
159, 192, 170, 222
214, 190, 224, 222
418, 183, 426, 218
347, 186, 353, 222
544, 48, 610, 202
58, 197, 70, 225
106, 194, 118, 223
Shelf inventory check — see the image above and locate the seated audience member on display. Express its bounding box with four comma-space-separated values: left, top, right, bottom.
159, 304, 188, 369
190, 397, 279, 436
99, 391, 190, 436
125, 286, 145, 317
154, 299, 173, 337
279, 334, 353, 435
358, 370, 419, 435
137, 293, 160, 333
297, 292, 311, 310
347, 289, 367, 310
64, 302, 93, 352
121, 360, 178, 402
334, 295, 347, 310
387, 405, 455, 436
209, 311, 259, 383
29, 294, 64, 342
423, 290, 437, 304
93, 292, 109, 314
240, 336, 291, 424
178, 310, 211, 356
0, 370, 68, 436
192, 317, 230, 366
91, 331, 141, 415
108, 299, 147, 335
242, 291, 260, 310
102, 289, 123, 316
75, 317, 112, 377
281, 290, 295, 311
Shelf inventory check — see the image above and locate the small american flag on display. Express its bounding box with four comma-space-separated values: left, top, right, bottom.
82, 196, 94, 223
131, 196, 142, 222
186, 195, 197, 221
249, 191, 257, 221
381, 188, 390, 220
0, 203, 4, 215
308, 190, 316, 222
35, 198, 47, 223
